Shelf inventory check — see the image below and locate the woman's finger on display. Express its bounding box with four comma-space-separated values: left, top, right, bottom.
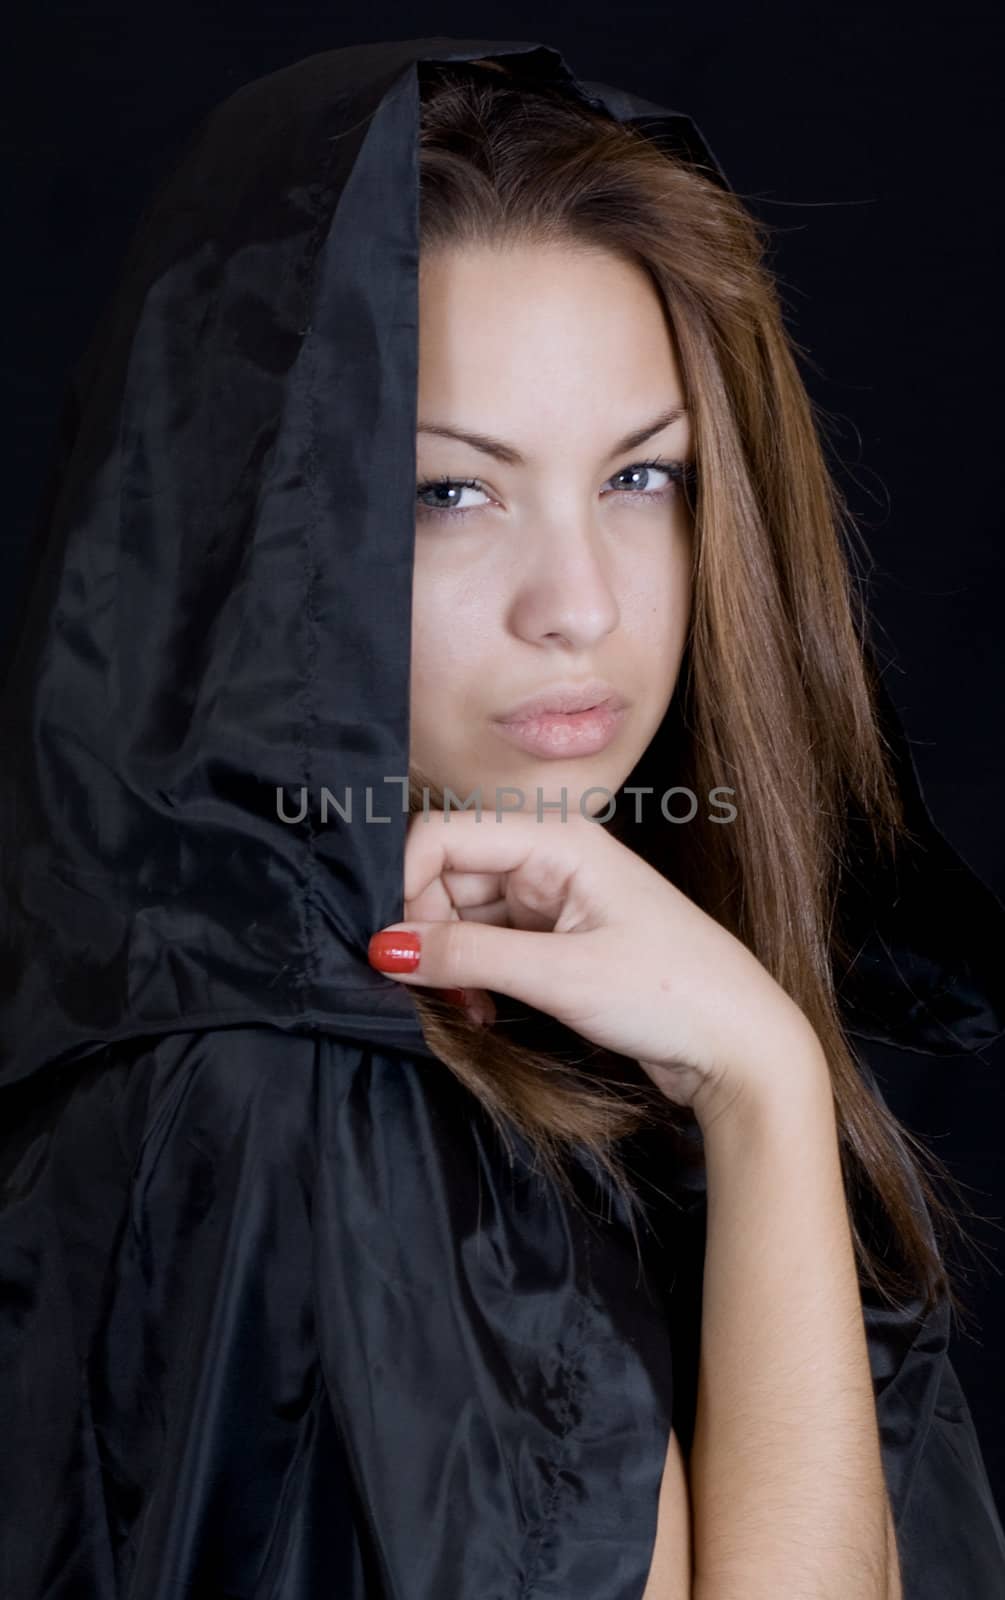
368, 918, 592, 1023
403, 895, 510, 927
440, 869, 506, 908
402, 873, 456, 925
441, 986, 498, 1026
450, 900, 510, 926
400, 808, 609, 911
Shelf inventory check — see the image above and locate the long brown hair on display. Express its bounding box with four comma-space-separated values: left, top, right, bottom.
407, 56, 980, 1323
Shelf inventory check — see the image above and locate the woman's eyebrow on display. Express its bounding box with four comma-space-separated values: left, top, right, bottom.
416, 405, 688, 467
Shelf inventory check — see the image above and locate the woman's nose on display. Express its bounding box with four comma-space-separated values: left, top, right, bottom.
506, 523, 620, 651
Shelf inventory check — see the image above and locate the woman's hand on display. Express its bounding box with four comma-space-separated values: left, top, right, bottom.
369, 808, 826, 1128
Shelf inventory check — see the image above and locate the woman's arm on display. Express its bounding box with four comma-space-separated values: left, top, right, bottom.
687, 1047, 901, 1600
371, 811, 903, 1595
642, 1426, 694, 1599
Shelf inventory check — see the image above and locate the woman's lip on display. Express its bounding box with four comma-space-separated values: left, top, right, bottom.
491, 702, 626, 759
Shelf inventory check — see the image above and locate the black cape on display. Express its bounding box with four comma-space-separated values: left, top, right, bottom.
2, 35, 1004, 1598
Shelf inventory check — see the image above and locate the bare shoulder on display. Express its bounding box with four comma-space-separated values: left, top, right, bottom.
641, 1426, 693, 1599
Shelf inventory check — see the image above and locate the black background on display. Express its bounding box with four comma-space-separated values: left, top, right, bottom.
4, 0, 1004, 1513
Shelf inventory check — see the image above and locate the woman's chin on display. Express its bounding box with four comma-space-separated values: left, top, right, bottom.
417, 760, 628, 821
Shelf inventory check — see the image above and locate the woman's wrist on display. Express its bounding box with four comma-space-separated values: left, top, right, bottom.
690, 1004, 833, 1136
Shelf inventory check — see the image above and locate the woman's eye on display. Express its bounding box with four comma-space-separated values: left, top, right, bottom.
604, 460, 676, 495
415, 478, 491, 518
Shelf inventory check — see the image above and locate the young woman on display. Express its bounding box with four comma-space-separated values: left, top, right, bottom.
1, 36, 1003, 1600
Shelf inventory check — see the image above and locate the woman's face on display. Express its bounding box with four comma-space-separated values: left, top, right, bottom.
410, 241, 694, 819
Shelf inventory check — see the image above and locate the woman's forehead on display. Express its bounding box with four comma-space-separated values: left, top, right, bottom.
416, 245, 688, 451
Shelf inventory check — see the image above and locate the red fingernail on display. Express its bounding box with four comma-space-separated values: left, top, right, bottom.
440, 987, 467, 1008
368, 931, 422, 973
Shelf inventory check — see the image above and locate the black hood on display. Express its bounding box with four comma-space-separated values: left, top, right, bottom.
1, 33, 1002, 1088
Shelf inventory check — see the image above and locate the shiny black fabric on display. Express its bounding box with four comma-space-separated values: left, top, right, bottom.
0, 1027, 682, 1596
1, 34, 1004, 1598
